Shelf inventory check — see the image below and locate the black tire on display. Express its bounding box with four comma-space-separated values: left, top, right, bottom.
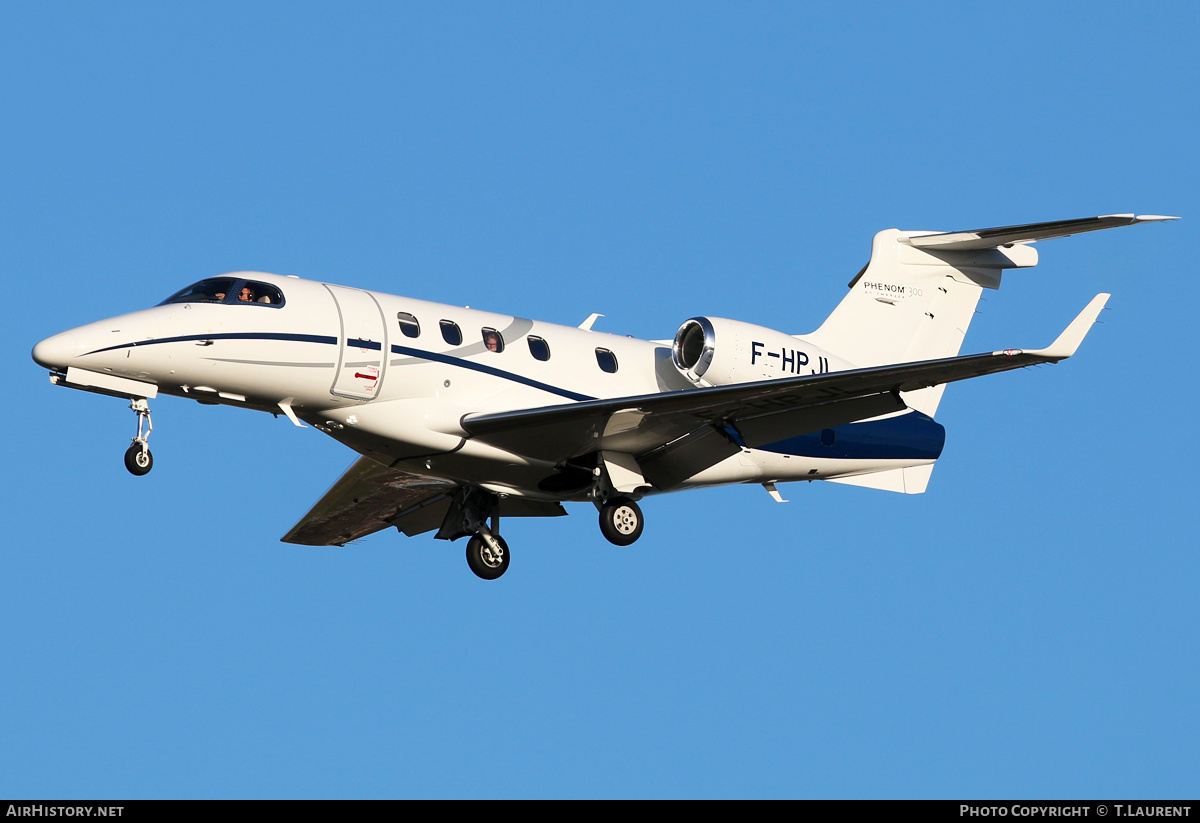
124, 443, 153, 476
599, 498, 643, 546
466, 533, 510, 580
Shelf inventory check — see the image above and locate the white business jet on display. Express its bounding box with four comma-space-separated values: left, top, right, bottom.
32, 215, 1175, 579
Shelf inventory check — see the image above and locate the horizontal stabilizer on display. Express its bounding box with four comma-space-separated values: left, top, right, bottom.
902, 214, 1177, 252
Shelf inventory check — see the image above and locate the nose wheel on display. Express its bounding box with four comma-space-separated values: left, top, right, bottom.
124, 398, 154, 476
124, 442, 153, 476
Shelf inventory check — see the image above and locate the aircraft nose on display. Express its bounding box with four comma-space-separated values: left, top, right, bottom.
32, 331, 83, 370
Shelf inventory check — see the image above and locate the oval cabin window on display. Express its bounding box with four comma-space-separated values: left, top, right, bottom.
440, 320, 462, 346
397, 312, 420, 338
527, 336, 550, 361
595, 348, 618, 373
481, 328, 504, 353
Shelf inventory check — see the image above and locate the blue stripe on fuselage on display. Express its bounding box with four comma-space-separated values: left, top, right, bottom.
85, 332, 594, 402
388, 344, 594, 401
87, 332, 338, 354
756, 410, 946, 461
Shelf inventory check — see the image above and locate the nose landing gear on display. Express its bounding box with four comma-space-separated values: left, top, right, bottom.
124, 398, 154, 476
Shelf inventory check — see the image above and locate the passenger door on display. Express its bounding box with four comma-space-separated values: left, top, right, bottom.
325, 284, 388, 401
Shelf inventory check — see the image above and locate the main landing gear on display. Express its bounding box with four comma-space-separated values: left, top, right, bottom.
598, 497, 644, 546
442, 483, 646, 579
124, 398, 154, 476
460, 496, 645, 578
465, 530, 509, 580
436, 488, 512, 580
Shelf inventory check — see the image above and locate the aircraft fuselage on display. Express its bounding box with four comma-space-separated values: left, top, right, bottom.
32, 270, 940, 503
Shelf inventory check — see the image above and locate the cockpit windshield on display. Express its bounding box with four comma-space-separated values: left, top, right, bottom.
159, 278, 285, 307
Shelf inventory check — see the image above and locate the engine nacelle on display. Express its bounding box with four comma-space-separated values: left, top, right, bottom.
671, 316, 849, 386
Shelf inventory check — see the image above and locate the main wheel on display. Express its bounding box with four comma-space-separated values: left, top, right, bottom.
466, 533, 510, 580
599, 498, 643, 546
124, 443, 153, 476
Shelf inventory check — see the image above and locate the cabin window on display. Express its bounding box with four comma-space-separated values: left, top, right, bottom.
481, 328, 504, 353
397, 312, 420, 338
440, 320, 462, 346
158, 278, 284, 307
595, 348, 618, 373
527, 335, 550, 361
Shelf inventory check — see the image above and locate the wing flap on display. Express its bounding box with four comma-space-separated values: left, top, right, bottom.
734, 392, 907, 448
282, 457, 457, 546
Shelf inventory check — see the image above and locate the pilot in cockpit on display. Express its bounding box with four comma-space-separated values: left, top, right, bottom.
159, 278, 281, 307
239, 284, 274, 304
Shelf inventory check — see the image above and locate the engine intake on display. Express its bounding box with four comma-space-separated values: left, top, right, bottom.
672, 316, 843, 386
672, 317, 716, 380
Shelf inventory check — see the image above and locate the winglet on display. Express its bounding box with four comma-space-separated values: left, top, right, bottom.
579, 313, 604, 331
1026, 293, 1110, 360
1105, 213, 1180, 224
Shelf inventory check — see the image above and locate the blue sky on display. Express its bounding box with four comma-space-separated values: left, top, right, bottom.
2, 1, 1197, 798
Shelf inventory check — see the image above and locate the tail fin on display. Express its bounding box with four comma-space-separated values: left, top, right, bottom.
805, 214, 1175, 417
805, 228, 1028, 415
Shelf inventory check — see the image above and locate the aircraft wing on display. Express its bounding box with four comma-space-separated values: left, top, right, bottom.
282, 456, 457, 546
901, 214, 1177, 251
462, 294, 1110, 472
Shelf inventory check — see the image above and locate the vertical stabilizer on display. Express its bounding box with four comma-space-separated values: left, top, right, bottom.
805, 228, 1038, 416
801, 214, 1172, 492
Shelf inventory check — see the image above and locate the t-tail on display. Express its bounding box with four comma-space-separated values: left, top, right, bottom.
804, 213, 1176, 493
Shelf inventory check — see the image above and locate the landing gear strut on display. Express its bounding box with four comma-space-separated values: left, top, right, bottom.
436, 488, 511, 579
124, 398, 154, 476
